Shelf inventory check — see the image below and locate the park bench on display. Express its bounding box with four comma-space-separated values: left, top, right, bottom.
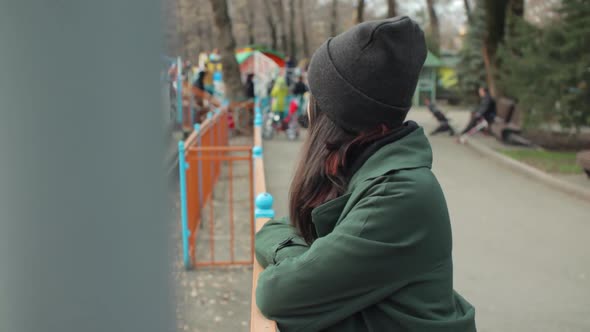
490, 97, 522, 142
577, 150, 590, 178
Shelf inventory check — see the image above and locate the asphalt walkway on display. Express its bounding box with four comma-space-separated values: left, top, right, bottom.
264, 108, 590, 332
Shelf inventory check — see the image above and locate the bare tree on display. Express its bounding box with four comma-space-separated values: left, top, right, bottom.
244, 0, 256, 45
510, 0, 524, 17
387, 0, 397, 18
177, 0, 208, 59
464, 0, 472, 23
356, 0, 365, 24
288, 0, 297, 57
299, 0, 310, 57
275, 0, 288, 52
330, 0, 339, 36
163, 0, 180, 55
208, 0, 245, 100
176, 0, 187, 57
205, 13, 214, 51
262, 0, 278, 49
482, 0, 525, 96
426, 0, 440, 53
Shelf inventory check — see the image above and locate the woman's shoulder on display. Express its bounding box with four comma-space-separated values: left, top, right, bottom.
346, 168, 450, 229
341, 167, 452, 260
354, 167, 444, 203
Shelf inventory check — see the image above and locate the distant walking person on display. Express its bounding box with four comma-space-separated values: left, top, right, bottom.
292, 75, 309, 118
292, 75, 308, 97
460, 87, 496, 135
285, 56, 297, 86
193, 70, 207, 92
424, 98, 455, 136
270, 76, 289, 119
245, 73, 256, 99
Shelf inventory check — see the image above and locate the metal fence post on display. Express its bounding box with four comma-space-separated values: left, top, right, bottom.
255, 193, 275, 219
176, 56, 183, 126
189, 98, 195, 127
195, 124, 204, 230
252, 146, 263, 229
252, 146, 263, 159
178, 141, 191, 269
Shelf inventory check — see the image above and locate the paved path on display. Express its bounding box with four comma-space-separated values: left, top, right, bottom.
264, 108, 590, 332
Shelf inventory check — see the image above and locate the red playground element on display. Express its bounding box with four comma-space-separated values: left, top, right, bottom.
283, 98, 300, 127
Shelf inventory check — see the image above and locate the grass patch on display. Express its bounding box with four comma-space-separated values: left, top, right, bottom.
499, 149, 583, 174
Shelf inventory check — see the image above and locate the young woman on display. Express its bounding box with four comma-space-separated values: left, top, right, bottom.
255, 17, 476, 332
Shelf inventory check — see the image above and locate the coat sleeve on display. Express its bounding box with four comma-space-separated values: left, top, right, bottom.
255, 218, 309, 268
255, 182, 436, 332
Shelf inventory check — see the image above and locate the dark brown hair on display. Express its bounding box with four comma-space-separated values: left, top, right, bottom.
289, 97, 392, 244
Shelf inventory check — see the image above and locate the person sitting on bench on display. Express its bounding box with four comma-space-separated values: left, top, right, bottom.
424, 98, 455, 136
460, 87, 497, 135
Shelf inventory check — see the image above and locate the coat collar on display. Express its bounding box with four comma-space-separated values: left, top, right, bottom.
311, 127, 433, 238
346, 127, 433, 193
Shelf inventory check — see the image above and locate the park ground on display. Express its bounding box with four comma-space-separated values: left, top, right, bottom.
176, 107, 590, 332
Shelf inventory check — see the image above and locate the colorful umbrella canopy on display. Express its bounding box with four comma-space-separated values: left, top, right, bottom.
235, 45, 286, 67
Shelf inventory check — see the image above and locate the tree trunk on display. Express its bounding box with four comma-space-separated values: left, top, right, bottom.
177, 0, 186, 57
209, 0, 245, 100
356, 0, 365, 24
299, 0, 310, 57
205, 13, 214, 51
387, 0, 397, 18
247, 0, 256, 45
330, 0, 339, 36
275, 0, 288, 53
482, 45, 497, 97
288, 0, 297, 57
510, 0, 524, 17
262, 0, 278, 49
484, 0, 509, 55
482, 0, 525, 97
483, 0, 524, 51
426, 0, 440, 53
464, 0, 472, 23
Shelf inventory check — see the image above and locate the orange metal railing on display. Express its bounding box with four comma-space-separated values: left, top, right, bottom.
182, 109, 255, 267
178, 99, 277, 330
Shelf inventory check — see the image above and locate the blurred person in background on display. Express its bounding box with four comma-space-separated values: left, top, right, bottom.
193, 69, 208, 92
292, 75, 308, 118
460, 87, 496, 135
285, 56, 297, 86
292, 75, 308, 97
424, 98, 455, 136
270, 75, 289, 120
245, 73, 256, 100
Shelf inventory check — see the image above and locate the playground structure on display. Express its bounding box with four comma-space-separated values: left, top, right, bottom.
413, 51, 442, 106
164, 50, 282, 137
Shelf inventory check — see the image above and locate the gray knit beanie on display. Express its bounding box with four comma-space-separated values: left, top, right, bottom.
307, 16, 427, 133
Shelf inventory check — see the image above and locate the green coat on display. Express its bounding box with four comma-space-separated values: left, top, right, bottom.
255, 127, 476, 332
